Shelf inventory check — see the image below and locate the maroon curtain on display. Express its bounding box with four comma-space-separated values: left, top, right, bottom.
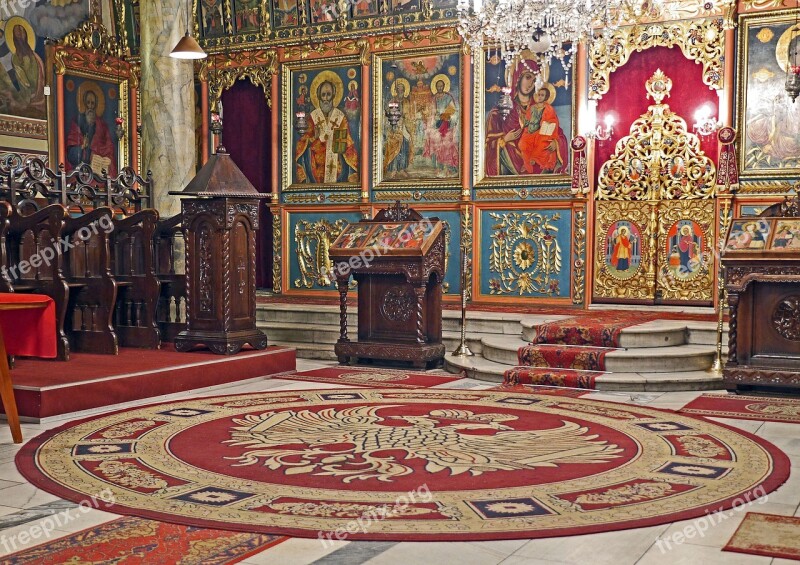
221, 79, 273, 288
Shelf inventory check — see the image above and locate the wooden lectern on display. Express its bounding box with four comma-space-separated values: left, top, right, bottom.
721, 195, 800, 393
169, 147, 268, 355
329, 203, 445, 368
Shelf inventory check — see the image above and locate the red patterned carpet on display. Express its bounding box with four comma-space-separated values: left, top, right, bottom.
487, 384, 590, 398
3, 516, 285, 564
16, 389, 789, 541
527, 311, 653, 348
679, 394, 800, 424
503, 368, 601, 389
274, 366, 462, 388
517, 344, 613, 370
724, 513, 800, 560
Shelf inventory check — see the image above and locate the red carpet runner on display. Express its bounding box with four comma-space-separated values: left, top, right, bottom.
527, 311, 652, 348
724, 513, 800, 560
679, 394, 800, 424
2, 516, 286, 564
16, 388, 790, 541
500, 312, 653, 390
503, 368, 601, 389
517, 344, 613, 371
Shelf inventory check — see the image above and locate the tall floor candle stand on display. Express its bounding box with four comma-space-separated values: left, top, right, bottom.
453, 247, 473, 357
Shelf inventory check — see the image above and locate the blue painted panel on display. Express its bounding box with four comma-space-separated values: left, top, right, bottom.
425, 209, 461, 295
478, 208, 571, 298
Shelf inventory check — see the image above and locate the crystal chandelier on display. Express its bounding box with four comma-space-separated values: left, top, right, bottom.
458, 0, 657, 85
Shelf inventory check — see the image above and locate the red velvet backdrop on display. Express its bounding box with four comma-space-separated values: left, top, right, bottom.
221, 80, 273, 288
594, 46, 719, 178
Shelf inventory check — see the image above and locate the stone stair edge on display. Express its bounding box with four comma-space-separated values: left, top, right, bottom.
257, 303, 568, 323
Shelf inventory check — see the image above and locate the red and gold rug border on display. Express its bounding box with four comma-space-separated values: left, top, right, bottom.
15, 389, 792, 542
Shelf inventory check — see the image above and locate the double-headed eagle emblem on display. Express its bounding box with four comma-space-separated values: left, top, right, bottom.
225, 406, 623, 483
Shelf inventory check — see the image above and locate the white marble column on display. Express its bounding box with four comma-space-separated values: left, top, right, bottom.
140, 0, 196, 217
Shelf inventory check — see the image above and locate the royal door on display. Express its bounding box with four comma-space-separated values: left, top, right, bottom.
591, 71, 718, 305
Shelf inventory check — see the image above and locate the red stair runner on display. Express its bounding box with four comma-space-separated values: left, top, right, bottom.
502, 367, 601, 389
529, 311, 656, 347
517, 343, 614, 371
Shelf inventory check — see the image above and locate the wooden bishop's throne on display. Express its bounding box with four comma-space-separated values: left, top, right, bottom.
328, 202, 445, 368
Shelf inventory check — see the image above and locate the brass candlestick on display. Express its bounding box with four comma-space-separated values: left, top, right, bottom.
453, 247, 473, 357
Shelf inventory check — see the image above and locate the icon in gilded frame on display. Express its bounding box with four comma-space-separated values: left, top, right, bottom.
373, 45, 463, 189
282, 56, 362, 191
473, 47, 575, 187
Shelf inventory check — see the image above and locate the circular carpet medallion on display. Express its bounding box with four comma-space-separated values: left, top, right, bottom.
18, 389, 789, 541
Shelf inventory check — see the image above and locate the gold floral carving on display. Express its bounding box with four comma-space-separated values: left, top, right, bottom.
372, 28, 458, 50
461, 205, 473, 301
373, 191, 462, 202
53, 47, 128, 77
0, 117, 46, 140
202, 51, 277, 110
474, 188, 574, 200
59, 19, 125, 59
572, 207, 587, 305
588, 19, 724, 100
284, 194, 327, 204
285, 39, 371, 66
737, 180, 798, 194
741, 0, 787, 9
487, 211, 562, 296
294, 218, 349, 288
598, 70, 716, 201
327, 193, 361, 203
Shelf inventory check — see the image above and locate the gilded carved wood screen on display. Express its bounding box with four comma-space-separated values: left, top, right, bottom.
593, 70, 717, 305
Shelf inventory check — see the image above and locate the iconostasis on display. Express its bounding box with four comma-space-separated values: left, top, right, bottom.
1, 1, 798, 305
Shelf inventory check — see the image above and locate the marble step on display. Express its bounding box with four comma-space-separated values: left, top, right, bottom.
520, 319, 728, 349
263, 320, 498, 355
262, 321, 353, 346
686, 321, 729, 345
444, 354, 724, 392
266, 341, 339, 361
257, 303, 568, 336
480, 335, 717, 373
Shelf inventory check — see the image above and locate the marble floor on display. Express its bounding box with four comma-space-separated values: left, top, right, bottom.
0, 358, 797, 565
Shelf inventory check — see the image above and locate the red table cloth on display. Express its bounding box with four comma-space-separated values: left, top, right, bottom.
0, 294, 57, 358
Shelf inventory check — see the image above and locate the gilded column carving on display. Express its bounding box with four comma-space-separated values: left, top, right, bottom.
272, 208, 282, 293
460, 204, 473, 302
572, 207, 587, 305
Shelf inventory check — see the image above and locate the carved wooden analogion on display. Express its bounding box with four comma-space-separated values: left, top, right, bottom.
329, 202, 445, 368
722, 194, 800, 393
